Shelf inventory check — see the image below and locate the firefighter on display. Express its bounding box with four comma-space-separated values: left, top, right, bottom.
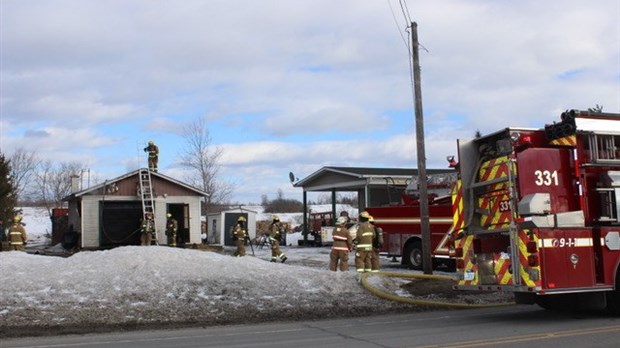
354, 211, 374, 272
8, 215, 28, 251
143, 140, 159, 172
232, 216, 247, 257
268, 215, 287, 263
329, 216, 352, 271
165, 213, 178, 247
369, 216, 383, 272
140, 213, 155, 246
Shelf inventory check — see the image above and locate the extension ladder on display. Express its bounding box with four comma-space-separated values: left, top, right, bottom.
139, 168, 158, 245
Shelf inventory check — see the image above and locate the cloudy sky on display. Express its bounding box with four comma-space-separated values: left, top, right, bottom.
1, 0, 619, 203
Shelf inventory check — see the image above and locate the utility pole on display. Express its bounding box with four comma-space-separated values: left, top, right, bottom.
411, 22, 432, 275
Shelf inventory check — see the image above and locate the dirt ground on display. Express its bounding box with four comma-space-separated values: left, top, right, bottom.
397, 277, 514, 304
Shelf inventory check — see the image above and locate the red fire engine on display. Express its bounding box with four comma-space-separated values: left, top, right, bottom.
366, 172, 458, 270
451, 109, 620, 312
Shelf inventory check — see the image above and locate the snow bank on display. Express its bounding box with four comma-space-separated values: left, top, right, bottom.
0, 246, 402, 334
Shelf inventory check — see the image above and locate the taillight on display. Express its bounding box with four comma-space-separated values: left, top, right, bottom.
527, 254, 539, 267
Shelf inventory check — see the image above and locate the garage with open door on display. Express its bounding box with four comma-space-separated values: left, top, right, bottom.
64, 169, 209, 249
99, 201, 143, 248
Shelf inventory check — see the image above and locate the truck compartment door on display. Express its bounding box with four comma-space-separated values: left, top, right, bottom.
539, 229, 596, 290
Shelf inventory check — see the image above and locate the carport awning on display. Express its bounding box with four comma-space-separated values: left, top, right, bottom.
293, 166, 453, 192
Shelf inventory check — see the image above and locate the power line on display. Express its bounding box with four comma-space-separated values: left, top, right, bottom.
399, 0, 412, 25
387, 0, 409, 51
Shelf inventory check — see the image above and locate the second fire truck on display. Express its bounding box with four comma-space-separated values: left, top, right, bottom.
451, 109, 620, 312
366, 172, 458, 270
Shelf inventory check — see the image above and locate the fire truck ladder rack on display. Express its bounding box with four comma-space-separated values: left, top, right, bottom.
466, 155, 523, 286
139, 168, 158, 245
466, 159, 518, 236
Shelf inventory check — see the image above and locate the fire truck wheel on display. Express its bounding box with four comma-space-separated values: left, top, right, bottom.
606, 290, 620, 314
535, 296, 563, 311
403, 241, 423, 270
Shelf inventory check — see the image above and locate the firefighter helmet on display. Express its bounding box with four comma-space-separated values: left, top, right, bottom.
360, 211, 371, 219
368, 216, 375, 223
166, 213, 172, 218
272, 215, 280, 221
336, 216, 348, 225
237, 216, 246, 222
148, 140, 154, 145
13, 215, 22, 223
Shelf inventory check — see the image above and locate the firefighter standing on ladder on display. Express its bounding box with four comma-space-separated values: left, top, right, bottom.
329, 216, 352, 271
232, 216, 247, 256
268, 216, 287, 263
143, 140, 159, 172
8, 215, 27, 251
354, 211, 374, 273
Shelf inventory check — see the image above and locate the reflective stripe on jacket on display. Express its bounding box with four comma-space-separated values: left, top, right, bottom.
331, 225, 352, 252
9, 224, 27, 245
355, 222, 375, 251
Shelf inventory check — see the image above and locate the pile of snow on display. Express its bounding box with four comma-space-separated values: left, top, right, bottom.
1, 206, 418, 337
0, 246, 406, 335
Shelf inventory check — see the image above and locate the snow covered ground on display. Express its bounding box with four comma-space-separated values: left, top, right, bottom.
0, 207, 422, 338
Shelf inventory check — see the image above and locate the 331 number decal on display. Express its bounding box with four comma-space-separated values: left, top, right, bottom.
498, 200, 511, 212
534, 170, 559, 186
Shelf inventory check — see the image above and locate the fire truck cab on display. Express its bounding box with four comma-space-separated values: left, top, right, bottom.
452, 109, 620, 312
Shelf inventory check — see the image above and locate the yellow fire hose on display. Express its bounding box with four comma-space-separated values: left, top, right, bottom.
360, 271, 515, 309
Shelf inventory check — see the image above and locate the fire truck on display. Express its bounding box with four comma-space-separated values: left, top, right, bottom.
451, 109, 620, 312
366, 172, 458, 270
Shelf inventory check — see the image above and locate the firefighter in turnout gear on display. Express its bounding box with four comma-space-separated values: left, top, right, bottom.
329, 216, 352, 271
143, 140, 159, 172
8, 216, 27, 251
268, 215, 287, 263
369, 216, 383, 272
354, 211, 375, 272
165, 213, 178, 247
140, 213, 155, 246
232, 216, 247, 257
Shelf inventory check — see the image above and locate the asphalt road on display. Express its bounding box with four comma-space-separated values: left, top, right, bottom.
3, 305, 619, 348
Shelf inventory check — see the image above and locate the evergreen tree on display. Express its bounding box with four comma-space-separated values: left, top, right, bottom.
0, 152, 18, 224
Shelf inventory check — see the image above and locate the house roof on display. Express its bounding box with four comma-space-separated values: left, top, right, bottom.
64, 168, 209, 200
293, 166, 454, 192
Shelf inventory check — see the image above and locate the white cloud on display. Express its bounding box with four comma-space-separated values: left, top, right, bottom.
1, 0, 618, 203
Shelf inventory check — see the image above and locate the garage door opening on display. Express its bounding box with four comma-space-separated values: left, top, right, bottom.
99, 201, 143, 248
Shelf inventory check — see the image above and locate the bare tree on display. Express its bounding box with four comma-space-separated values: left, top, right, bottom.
316, 193, 332, 204
33, 160, 84, 216
9, 147, 40, 201
179, 117, 234, 213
